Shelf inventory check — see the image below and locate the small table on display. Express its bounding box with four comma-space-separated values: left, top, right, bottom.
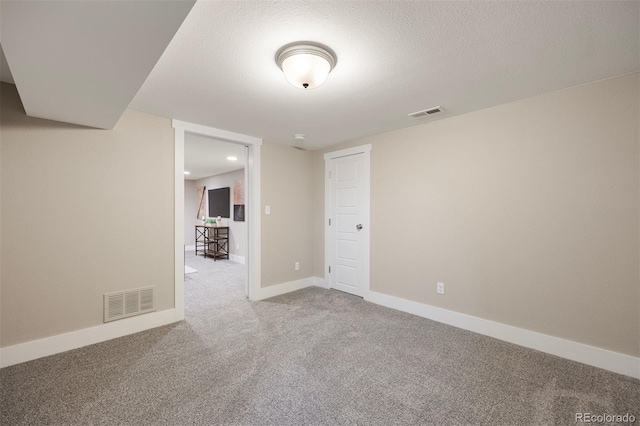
195, 225, 229, 260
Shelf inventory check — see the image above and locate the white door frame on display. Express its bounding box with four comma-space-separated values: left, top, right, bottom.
324, 143, 372, 296
173, 119, 262, 320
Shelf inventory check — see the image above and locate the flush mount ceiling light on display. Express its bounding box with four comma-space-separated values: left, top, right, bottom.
276, 42, 337, 89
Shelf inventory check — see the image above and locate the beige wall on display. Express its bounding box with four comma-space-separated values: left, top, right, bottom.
2, 68, 637, 360
184, 179, 197, 246
0, 83, 175, 347
194, 168, 245, 257
314, 73, 640, 356
261, 142, 314, 287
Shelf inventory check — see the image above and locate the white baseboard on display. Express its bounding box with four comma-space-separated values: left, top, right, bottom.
255, 277, 317, 301
7, 283, 633, 380
313, 276, 329, 289
365, 291, 639, 379
185, 245, 195, 251
0, 309, 179, 368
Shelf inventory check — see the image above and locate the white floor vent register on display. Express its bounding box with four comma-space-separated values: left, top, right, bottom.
104, 286, 156, 322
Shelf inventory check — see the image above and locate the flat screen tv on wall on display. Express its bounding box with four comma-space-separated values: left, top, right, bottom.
208, 187, 230, 218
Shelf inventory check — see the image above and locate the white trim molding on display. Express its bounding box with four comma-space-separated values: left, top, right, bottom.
365, 291, 640, 379
254, 277, 317, 301
0, 309, 179, 368
313, 276, 329, 289
172, 120, 262, 307
173, 126, 186, 320
323, 143, 372, 161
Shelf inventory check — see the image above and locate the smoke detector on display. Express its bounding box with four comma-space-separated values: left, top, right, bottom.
293, 134, 307, 150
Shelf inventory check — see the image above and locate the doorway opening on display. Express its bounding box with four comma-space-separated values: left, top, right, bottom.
173, 120, 262, 321
184, 135, 247, 302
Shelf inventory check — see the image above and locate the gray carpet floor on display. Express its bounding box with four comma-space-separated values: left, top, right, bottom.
1, 252, 638, 425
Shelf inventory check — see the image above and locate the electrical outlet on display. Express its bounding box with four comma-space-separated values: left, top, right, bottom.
265, 205, 271, 215
437, 282, 445, 295
294, 262, 300, 271
236, 243, 240, 250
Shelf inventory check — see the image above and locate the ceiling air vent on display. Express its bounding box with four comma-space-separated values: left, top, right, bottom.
104, 286, 156, 323
409, 106, 442, 119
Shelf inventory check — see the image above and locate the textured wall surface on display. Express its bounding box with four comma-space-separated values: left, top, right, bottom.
261, 142, 314, 287
314, 73, 640, 356
1, 83, 175, 347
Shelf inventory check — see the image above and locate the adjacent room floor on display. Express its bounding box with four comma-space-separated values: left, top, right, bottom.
1, 253, 638, 425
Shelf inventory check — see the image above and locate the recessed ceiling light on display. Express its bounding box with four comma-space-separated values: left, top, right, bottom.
227, 156, 238, 161
276, 42, 337, 89
184, 171, 190, 175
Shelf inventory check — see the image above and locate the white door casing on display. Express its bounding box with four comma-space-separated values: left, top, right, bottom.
173, 120, 262, 319
324, 144, 371, 297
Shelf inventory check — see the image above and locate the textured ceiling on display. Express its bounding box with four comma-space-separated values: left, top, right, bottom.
184, 133, 245, 181
1, 2, 637, 147
130, 1, 640, 150
0, 0, 195, 129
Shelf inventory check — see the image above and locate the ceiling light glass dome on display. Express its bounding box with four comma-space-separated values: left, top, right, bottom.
276, 42, 337, 89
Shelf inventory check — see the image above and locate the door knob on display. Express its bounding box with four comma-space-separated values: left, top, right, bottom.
356, 224, 363, 230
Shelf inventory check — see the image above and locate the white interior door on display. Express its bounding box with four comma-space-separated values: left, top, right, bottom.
325, 145, 371, 297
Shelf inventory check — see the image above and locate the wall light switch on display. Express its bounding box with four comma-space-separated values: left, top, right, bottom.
437, 282, 445, 295
265, 205, 271, 215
